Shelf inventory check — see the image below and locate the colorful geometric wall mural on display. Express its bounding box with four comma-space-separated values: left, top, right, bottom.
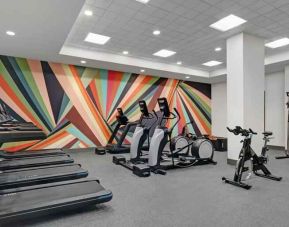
0, 55, 211, 151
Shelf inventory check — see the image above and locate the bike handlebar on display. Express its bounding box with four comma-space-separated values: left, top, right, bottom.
227, 126, 258, 136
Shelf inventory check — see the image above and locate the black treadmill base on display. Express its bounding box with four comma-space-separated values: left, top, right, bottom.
0, 179, 113, 223
0, 193, 112, 224
0, 164, 88, 190
0, 155, 74, 170
0, 149, 65, 158
106, 147, 130, 154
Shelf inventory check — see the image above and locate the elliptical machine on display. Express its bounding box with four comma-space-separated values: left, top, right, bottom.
276, 92, 289, 159
112, 100, 157, 177
222, 126, 282, 190
134, 97, 216, 175
95, 108, 128, 155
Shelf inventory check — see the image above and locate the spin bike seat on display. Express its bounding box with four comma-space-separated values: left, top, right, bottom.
262, 131, 273, 136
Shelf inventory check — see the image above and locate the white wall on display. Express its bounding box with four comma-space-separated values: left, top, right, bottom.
212, 82, 227, 137
265, 72, 285, 146
211, 71, 286, 147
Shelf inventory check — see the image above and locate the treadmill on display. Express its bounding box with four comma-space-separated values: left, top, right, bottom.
0, 155, 74, 170
0, 164, 88, 190
0, 179, 113, 222
0, 108, 39, 130
0, 117, 66, 158
0, 148, 66, 159
103, 107, 155, 154
0, 130, 73, 170
95, 107, 133, 154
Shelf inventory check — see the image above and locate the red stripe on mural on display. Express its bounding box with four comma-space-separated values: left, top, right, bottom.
147, 78, 167, 111
66, 107, 101, 145
63, 138, 78, 149
106, 71, 122, 117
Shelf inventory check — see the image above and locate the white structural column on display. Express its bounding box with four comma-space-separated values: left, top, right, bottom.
284, 66, 289, 149
227, 33, 265, 160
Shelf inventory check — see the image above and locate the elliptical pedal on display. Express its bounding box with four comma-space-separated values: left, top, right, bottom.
132, 164, 151, 177
222, 177, 252, 190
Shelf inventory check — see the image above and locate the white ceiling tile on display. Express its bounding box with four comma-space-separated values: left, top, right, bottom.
65, 0, 289, 69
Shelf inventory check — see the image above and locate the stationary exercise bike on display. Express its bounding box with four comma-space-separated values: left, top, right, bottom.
276, 92, 289, 159
222, 126, 282, 190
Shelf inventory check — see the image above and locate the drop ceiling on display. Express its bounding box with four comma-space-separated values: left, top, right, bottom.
1, 0, 289, 83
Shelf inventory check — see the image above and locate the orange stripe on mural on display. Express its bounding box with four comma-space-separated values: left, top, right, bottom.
0, 75, 44, 131
29, 130, 68, 150
3, 140, 40, 152
69, 65, 111, 140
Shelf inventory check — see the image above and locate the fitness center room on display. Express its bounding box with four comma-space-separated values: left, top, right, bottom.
1, 0, 289, 226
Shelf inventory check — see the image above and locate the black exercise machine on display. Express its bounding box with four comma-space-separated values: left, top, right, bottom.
0, 115, 113, 223
133, 97, 216, 176
222, 126, 282, 190
276, 92, 289, 159
0, 130, 73, 170
0, 148, 66, 158
95, 108, 130, 155
0, 104, 40, 131
0, 163, 88, 190
113, 100, 157, 177
0, 179, 112, 223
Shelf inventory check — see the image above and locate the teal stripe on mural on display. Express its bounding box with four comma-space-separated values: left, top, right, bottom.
58, 94, 71, 123
66, 126, 94, 146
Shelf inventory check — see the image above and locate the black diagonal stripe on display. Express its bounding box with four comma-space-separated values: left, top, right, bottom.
0, 56, 51, 130
179, 83, 211, 123
180, 97, 202, 136
41, 61, 65, 124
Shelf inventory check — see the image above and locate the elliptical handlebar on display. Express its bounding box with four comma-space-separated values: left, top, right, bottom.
173, 108, 180, 119
168, 108, 180, 134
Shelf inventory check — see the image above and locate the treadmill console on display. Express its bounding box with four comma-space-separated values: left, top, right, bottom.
117, 108, 124, 116
116, 108, 128, 124
157, 98, 170, 117
139, 100, 149, 117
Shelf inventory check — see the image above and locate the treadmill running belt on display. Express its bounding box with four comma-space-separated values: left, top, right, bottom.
0, 164, 88, 190
0, 155, 73, 170
0, 149, 65, 158
0, 130, 46, 142
0, 180, 113, 222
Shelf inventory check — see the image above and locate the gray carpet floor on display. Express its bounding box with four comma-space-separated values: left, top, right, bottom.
7, 149, 289, 227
